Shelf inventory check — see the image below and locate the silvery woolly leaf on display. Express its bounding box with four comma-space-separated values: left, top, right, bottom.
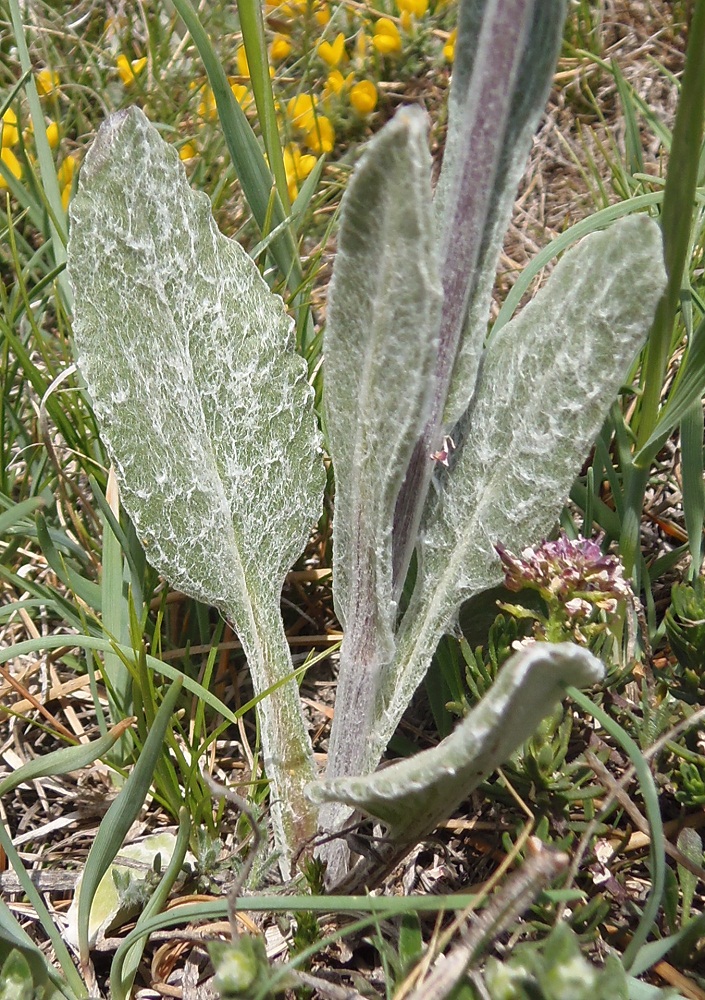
368, 213, 667, 775
68, 107, 325, 862
437, 0, 567, 426
323, 108, 442, 783
308, 642, 604, 893
391, 0, 566, 598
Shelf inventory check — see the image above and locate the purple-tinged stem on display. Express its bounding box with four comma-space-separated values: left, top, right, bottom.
392, 0, 535, 595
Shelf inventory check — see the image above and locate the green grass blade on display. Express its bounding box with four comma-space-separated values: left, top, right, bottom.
0, 720, 133, 798
101, 469, 132, 727
7, 0, 71, 308
169, 0, 300, 288
0, 822, 87, 996
612, 59, 645, 177
35, 511, 101, 611
0, 898, 78, 1000
636, 0, 705, 451
77, 677, 183, 966
0, 496, 44, 536
110, 807, 191, 1000
567, 687, 665, 971
634, 310, 705, 464
680, 400, 705, 574
237, 0, 290, 210
0, 633, 239, 724
494, 193, 665, 332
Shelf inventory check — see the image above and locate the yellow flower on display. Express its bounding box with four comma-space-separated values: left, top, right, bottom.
372, 18, 401, 55
116, 54, 147, 86
283, 143, 316, 201
45, 121, 60, 150
179, 142, 197, 160
396, 0, 428, 17
236, 45, 250, 78
287, 93, 317, 132
350, 79, 377, 116
317, 32, 346, 68
270, 35, 292, 62
443, 27, 457, 63
57, 154, 76, 189
279, 0, 307, 17
230, 83, 253, 111
198, 86, 218, 121
304, 115, 334, 154
0, 147, 22, 188
323, 69, 354, 100
1, 109, 19, 147
314, 2, 330, 26
36, 69, 60, 95
400, 10, 413, 31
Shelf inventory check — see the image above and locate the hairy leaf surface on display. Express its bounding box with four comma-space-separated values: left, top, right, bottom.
369, 214, 667, 773
68, 107, 325, 861
323, 108, 442, 783
309, 642, 604, 892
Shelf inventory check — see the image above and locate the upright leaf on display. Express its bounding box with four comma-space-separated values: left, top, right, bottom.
437, 0, 567, 426
323, 108, 442, 793
391, 0, 567, 596
68, 107, 325, 864
367, 215, 667, 775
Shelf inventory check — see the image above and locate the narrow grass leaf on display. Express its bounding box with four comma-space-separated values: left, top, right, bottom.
680, 400, 705, 573
0, 899, 73, 1000
634, 310, 705, 464
494, 193, 665, 333
169, 0, 303, 299
0, 496, 44, 536
612, 59, 646, 177
641, 0, 705, 434
237, 0, 290, 209
568, 687, 665, 973
35, 512, 101, 611
0, 824, 86, 996
7, 0, 70, 307
0, 634, 240, 726
101, 468, 132, 727
109, 808, 191, 1000
0, 719, 133, 797
77, 678, 182, 966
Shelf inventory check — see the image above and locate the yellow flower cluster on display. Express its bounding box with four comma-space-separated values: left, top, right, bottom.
102, 0, 455, 201
0, 73, 75, 208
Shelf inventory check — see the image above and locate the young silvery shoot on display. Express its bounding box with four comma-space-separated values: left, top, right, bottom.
67, 0, 666, 887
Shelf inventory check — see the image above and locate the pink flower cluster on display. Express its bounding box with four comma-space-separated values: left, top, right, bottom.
495, 532, 632, 622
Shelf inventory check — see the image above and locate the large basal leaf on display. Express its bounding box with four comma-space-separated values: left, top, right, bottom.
68, 107, 325, 862
369, 214, 667, 775
308, 642, 604, 892
323, 107, 442, 787
69, 108, 323, 614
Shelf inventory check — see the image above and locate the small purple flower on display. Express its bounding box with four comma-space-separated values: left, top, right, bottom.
495, 532, 632, 627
